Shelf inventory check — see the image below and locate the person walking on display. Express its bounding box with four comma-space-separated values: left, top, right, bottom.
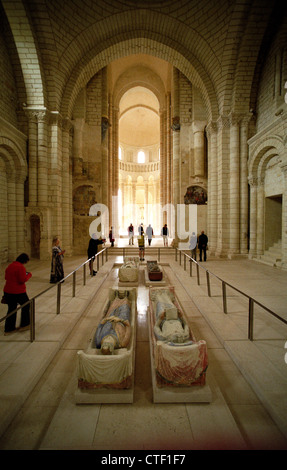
189, 232, 197, 260
87, 233, 104, 276
50, 237, 65, 283
146, 224, 153, 246
161, 224, 169, 246
109, 226, 115, 247
128, 223, 134, 245
138, 233, 145, 261
2, 253, 32, 335
198, 230, 208, 262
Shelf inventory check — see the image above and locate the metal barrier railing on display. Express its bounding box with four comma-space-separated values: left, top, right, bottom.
0, 248, 109, 343
175, 248, 287, 341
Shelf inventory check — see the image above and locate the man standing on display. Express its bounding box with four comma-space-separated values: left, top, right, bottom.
189, 232, 197, 260
161, 224, 169, 246
128, 223, 134, 245
87, 233, 104, 276
198, 230, 208, 262
146, 224, 153, 246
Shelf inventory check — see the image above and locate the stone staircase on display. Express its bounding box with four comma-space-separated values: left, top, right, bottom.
110, 245, 176, 258
258, 240, 282, 267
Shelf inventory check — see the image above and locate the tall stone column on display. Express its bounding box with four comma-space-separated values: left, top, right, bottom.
172, 68, 180, 242
166, 92, 172, 231
280, 163, 287, 269
108, 94, 113, 224
206, 121, 217, 255
229, 114, 240, 255
101, 67, 109, 209
248, 177, 257, 256
50, 111, 63, 237
160, 109, 166, 210
216, 115, 230, 256
112, 106, 119, 236
62, 118, 73, 252
37, 110, 48, 206
7, 179, 17, 259
193, 121, 205, 177
26, 109, 38, 205
256, 177, 265, 255
15, 171, 26, 253
240, 117, 250, 254
132, 182, 136, 225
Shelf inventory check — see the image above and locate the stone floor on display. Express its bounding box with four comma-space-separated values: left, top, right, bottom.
0, 238, 287, 451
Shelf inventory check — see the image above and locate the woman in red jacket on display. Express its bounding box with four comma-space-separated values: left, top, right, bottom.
3, 253, 32, 335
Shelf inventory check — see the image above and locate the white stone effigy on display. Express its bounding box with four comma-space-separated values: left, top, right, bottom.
118, 257, 139, 285
75, 288, 137, 403
148, 286, 212, 403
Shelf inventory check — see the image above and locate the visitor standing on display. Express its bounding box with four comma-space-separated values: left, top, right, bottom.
198, 230, 208, 261
146, 224, 154, 246
109, 226, 115, 247
2, 253, 32, 335
161, 224, 169, 246
50, 237, 65, 283
189, 232, 197, 260
87, 234, 104, 276
138, 233, 145, 261
128, 223, 134, 245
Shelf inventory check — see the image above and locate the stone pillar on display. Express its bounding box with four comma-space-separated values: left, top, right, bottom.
248, 177, 257, 256
101, 67, 109, 209
112, 106, 119, 236
172, 68, 180, 243
62, 118, 73, 252
108, 94, 113, 225
160, 108, 166, 210
193, 121, 205, 177
216, 115, 230, 256
7, 178, 17, 259
229, 114, 240, 255
26, 110, 38, 205
280, 163, 287, 269
240, 118, 250, 254
166, 92, 172, 231
206, 121, 217, 255
16, 171, 26, 254
132, 182, 136, 227
50, 111, 63, 237
37, 110, 48, 206
256, 177, 265, 255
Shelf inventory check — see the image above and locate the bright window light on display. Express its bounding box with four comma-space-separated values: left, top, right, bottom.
138, 151, 145, 163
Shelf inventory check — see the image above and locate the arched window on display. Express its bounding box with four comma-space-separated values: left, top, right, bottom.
138, 150, 145, 164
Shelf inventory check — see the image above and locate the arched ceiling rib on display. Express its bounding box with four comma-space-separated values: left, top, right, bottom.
2, 0, 46, 108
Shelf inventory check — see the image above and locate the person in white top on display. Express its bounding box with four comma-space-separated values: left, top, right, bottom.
189, 232, 197, 260
146, 224, 153, 246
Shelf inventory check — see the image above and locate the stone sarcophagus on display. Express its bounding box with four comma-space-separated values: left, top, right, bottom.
118, 257, 139, 285
148, 286, 211, 403
75, 288, 137, 403
147, 260, 163, 281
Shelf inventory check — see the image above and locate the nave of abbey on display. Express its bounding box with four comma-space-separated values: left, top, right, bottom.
0, 0, 287, 451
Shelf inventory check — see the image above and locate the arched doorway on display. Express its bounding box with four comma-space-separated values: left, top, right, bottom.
118, 85, 161, 235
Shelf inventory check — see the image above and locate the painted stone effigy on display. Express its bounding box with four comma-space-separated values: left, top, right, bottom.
149, 287, 208, 387
118, 257, 139, 283
77, 288, 137, 391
